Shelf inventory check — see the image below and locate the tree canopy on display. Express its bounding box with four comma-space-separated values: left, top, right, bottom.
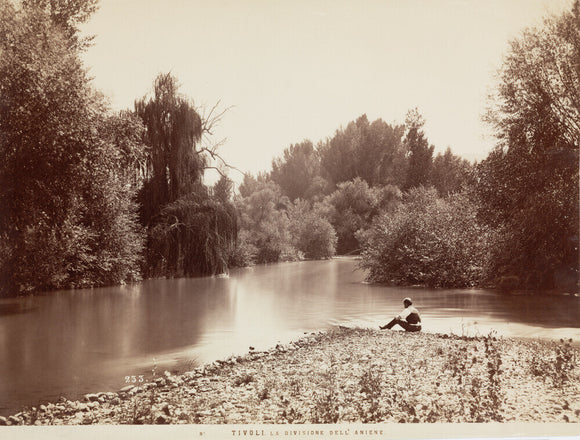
0, 0, 145, 294
477, 2, 579, 290
319, 115, 406, 189
135, 73, 237, 278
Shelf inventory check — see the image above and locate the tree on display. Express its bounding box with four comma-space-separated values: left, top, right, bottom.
431, 147, 474, 197
403, 109, 434, 190
270, 140, 325, 201
21, 0, 98, 49
320, 178, 401, 254
235, 180, 296, 263
288, 200, 337, 259
478, 3, 580, 291
0, 0, 145, 295
135, 73, 237, 277
213, 174, 234, 203
237, 172, 270, 198
319, 115, 406, 188
135, 73, 206, 224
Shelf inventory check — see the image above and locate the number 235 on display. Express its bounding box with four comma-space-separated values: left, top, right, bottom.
125, 375, 144, 383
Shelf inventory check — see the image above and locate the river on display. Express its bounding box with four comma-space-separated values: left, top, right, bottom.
0, 257, 578, 416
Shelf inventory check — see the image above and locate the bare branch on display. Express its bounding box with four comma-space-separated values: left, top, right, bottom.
195, 101, 245, 176
199, 100, 235, 136
204, 166, 228, 179
199, 146, 246, 176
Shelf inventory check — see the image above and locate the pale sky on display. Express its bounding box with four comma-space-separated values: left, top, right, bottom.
81, 0, 572, 182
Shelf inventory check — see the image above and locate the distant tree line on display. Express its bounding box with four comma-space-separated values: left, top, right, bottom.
233, 111, 473, 265
0, 0, 577, 296
235, 2, 579, 293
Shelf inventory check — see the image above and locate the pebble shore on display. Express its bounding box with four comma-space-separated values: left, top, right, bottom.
1, 327, 579, 425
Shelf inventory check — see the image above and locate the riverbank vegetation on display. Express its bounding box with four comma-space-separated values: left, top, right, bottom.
3, 327, 579, 425
0, 0, 577, 296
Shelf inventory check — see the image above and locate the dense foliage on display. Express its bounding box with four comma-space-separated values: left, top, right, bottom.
288, 200, 337, 259
135, 74, 237, 278
0, 0, 145, 295
318, 178, 401, 255
233, 179, 296, 264
477, 3, 579, 291
403, 109, 435, 190
359, 187, 490, 288
3, 0, 575, 296
261, 112, 470, 258
270, 141, 324, 202
318, 115, 406, 189
232, 175, 337, 264
356, 3, 579, 292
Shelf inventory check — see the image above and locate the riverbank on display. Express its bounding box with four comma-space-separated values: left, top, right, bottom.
2, 327, 579, 425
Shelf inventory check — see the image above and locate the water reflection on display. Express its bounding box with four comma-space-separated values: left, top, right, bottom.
0, 257, 578, 415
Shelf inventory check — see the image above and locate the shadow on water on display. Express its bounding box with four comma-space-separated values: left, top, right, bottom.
0, 303, 35, 316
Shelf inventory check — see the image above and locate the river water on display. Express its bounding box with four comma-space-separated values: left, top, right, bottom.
0, 257, 578, 415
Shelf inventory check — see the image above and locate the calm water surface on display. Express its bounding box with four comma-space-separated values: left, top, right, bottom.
0, 257, 578, 415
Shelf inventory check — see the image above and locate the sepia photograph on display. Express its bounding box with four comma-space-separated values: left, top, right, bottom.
0, 0, 579, 439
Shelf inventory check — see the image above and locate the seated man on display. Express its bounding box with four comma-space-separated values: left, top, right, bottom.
380, 297, 421, 332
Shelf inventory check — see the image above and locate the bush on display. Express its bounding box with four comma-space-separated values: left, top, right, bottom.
320, 178, 401, 254
288, 200, 337, 259
359, 187, 490, 288
145, 195, 236, 277
229, 230, 258, 267
234, 180, 300, 265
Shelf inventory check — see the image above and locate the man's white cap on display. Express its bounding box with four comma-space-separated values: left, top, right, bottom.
403, 297, 412, 305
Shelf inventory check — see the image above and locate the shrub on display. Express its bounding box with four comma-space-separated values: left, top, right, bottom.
319, 178, 401, 255
234, 180, 299, 264
288, 200, 337, 259
357, 367, 384, 422
229, 230, 258, 267
359, 187, 490, 288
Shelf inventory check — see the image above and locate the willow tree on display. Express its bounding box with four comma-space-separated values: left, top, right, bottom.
135, 74, 236, 277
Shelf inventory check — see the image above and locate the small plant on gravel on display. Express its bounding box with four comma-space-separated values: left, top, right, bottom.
528, 339, 576, 389
393, 389, 419, 423
444, 343, 471, 385
119, 364, 161, 425
529, 350, 552, 381
280, 402, 304, 423
311, 388, 339, 423
460, 332, 504, 422
311, 357, 340, 423
257, 379, 276, 400
356, 367, 384, 422
233, 372, 255, 386
119, 396, 153, 425
442, 332, 504, 422
554, 339, 576, 388
482, 331, 503, 421
288, 376, 302, 396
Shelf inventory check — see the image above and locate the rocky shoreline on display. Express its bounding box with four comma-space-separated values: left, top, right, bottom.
1, 327, 579, 425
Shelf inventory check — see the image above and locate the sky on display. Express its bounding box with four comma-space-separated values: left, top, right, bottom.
81, 0, 573, 182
